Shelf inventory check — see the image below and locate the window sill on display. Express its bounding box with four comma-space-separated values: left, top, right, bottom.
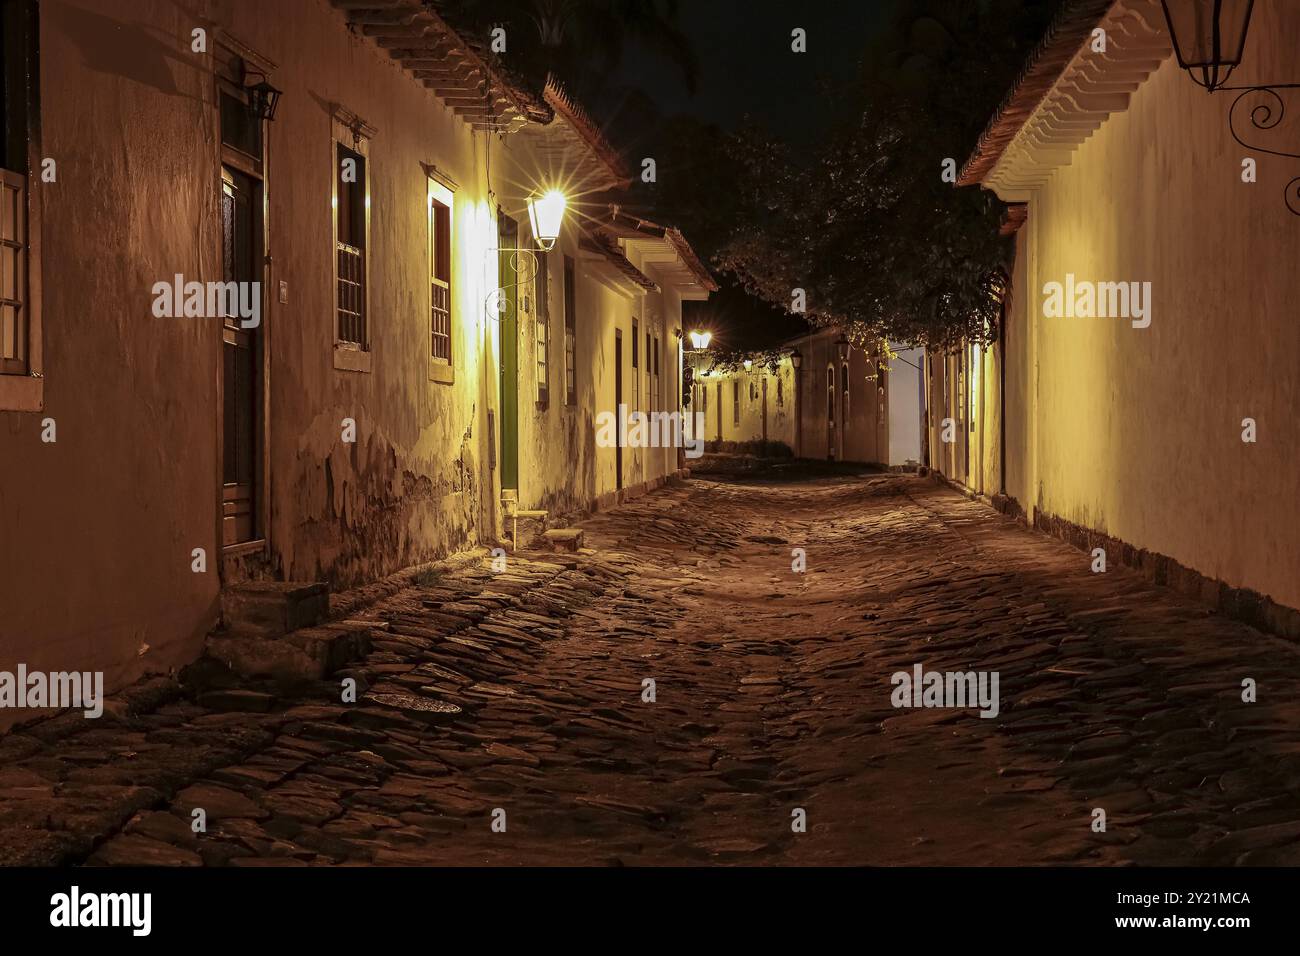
334, 345, 372, 373
222, 538, 267, 558
429, 360, 454, 385
0, 374, 44, 412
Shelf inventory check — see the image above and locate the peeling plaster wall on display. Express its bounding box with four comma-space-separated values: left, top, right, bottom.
219, 0, 498, 589
510, 228, 694, 518
511, 229, 602, 518
0, 0, 710, 725
976, 1, 1300, 610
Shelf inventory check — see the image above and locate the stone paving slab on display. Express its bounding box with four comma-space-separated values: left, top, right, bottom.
2, 474, 1299, 865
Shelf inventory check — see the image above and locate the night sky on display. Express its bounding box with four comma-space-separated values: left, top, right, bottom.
613, 0, 898, 141
600, 1, 902, 353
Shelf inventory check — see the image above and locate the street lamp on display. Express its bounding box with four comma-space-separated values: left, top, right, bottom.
486, 188, 568, 322
241, 65, 283, 122
835, 333, 850, 362
526, 190, 567, 251
743, 359, 753, 371
689, 330, 712, 350
1158, 0, 1300, 216
1160, 0, 1255, 92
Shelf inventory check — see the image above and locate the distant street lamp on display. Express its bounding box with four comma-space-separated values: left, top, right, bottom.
743, 359, 753, 371
1160, 0, 1255, 91
526, 190, 567, 251
790, 349, 802, 369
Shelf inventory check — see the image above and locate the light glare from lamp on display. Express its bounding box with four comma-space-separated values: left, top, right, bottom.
527, 190, 566, 250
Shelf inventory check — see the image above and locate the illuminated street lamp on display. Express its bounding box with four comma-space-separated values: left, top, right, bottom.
526, 189, 567, 250
743, 359, 753, 371
1160, 0, 1255, 92
689, 330, 712, 350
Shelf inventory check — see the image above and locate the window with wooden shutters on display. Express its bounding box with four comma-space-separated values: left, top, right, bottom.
732, 379, 739, 426
0, 169, 25, 375
842, 362, 850, 422
428, 181, 452, 369
0, 0, 40, 411
335, 141, 367, 348
564, 255, 576, 405
631, 318, 639, 411
536, 250, 549, 403
653, 335, 660, 413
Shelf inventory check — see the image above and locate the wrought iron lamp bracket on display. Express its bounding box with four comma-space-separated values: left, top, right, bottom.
484, 247, 540, 323
1215, 82, 1300, 214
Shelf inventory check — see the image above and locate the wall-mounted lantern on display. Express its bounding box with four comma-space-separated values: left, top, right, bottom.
1159, 0, 1300, 215
835, 334, 850, 362
790, 348, 802, 370
242, 67, 283, 122
486, 188, 569, 322
1160, 0, 1255, 92
526, 190, 567, 251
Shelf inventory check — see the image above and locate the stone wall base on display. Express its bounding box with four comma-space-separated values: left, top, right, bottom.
928, 471, 1300, 643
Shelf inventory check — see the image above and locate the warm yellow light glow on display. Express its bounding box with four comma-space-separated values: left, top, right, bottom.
743, 359, 753, 371
527, 190, 567, 250
689, 330, 712, 350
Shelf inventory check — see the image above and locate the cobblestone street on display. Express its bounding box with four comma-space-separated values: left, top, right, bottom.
5, 473, 1300, 867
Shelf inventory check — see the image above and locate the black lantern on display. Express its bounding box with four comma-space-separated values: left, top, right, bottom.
835, 333, 850, 362
790, 348, 802, 370
242, 69, 283, 122
1160, 0, 1255, 92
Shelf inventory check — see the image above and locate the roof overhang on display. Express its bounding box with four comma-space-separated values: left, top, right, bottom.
522, 78, 633, 193
579, 234, 659, 296
335, 1, 548, 133
597, 207, 719, 296
959, 0, 1171, 199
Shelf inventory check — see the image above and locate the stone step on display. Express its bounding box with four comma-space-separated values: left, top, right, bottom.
220, 581, 329, 639
543, 528, 585, 552
207, 619, 374, 681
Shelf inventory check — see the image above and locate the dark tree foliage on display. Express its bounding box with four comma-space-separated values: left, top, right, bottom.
434, 0, 699, 100
709, 0, 1059, 350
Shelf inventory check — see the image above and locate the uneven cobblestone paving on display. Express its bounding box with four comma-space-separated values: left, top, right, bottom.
4, 474, 1300, 865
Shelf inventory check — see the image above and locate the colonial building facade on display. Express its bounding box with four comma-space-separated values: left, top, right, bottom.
0, 0, 713, 722
689, 328, 923, 469
929, 0, 1300, 636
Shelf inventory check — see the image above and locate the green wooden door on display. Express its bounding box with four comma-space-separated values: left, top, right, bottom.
498, 212, 519, 491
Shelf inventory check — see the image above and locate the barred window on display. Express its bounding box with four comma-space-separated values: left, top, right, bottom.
428, 183, 452, 367
631, 318, 639, 410
0, 169, 26, 375
536, 250, 549, 403
0, 0, 39, 405
335, 141, 367, 348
